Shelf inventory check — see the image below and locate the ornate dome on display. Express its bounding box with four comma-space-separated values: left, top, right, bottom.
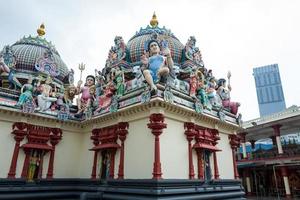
9, 29, 69, 82
127, 24, 184, 65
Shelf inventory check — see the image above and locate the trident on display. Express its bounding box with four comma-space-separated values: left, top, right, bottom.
78, 63, 86, 81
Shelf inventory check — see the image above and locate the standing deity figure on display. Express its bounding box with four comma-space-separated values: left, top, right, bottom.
141, 39, 173, 94
104, 36, 126, 81
16, 77, 35, 108
36, 76, 57, 111
185, 36, 197, 61
216, 78, 240, 115
76, 75, 95, 116
112, 67, 125, 97
95, 69, 105, 98
185, 36, 204, 67
189, 71, 198, 97
0, 54, 10, 73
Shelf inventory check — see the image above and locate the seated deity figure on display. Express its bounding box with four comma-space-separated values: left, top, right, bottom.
76, 75, 95, 116
216, 78, 240, 115
36, 76, 57, 111
141, 40, 173, 94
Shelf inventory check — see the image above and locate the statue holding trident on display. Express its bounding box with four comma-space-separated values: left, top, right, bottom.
75, 63, 96, 117
216, 70, 240, 115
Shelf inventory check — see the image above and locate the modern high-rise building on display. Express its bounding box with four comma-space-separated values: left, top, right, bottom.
253, 64, 286, 116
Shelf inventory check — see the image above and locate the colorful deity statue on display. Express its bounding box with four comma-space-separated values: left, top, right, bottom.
36, 76, 57, 112
207, 77, 222, 108
216, 78, 240, 115
0, 46, 22, 89
95, 69, 105, 98
185, 36, 204, 67
196, 79, 211, 110
16, 77, 35, 108
104, 36, 126, 80
95, 79, 116, 113
141, 39, 173, 94
0, 56, 10, 87
63, 85, 77, 106
27, 150, 40, 181
112, 67, 125, 97
76, 75, 95, 117
189, 71, 198, 97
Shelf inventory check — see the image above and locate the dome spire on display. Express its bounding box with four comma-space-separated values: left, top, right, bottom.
150, 12, 158, 28
37, 23, 46, 37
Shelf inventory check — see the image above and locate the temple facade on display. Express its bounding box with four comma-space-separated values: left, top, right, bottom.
0, 15, 245, 199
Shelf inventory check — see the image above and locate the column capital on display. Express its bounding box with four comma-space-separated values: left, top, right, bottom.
238, 132, 247, 143
272, 124, 282, 136
184, 122, 196, 141
117, 122, 129, 141
148, 113, 167, 137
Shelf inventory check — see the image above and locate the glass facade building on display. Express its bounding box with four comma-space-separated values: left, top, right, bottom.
253, 64, 286, 116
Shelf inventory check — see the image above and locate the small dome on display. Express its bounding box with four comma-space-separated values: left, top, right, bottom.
11, 35, 69, 82
127, 25, 184, 65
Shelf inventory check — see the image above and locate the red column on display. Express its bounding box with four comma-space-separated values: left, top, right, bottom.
46, 150, 55, 179
7, 123, 27, 178
117, 122, 129, 179
47, 128, 62, 179
197, 150, 204, 179
38, 152, 44, 179
147, 113, 167, 179
213, 151, 220, 179
109, 150, 116, 179
184, 122, 195, 179
90, 129, 100, 179
91, 151, 98, 180
21, 150, 31, 178
229, 135, 240, 179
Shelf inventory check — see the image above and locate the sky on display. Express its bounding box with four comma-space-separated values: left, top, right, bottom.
0, 0, 299, 120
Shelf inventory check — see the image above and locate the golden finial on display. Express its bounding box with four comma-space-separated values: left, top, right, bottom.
150, 12, 158, 28
37, 23, 46, 36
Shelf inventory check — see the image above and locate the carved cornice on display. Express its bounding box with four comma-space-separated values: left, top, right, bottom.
0, 97, 240, 134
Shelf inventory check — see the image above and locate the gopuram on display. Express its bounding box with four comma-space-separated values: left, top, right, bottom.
0, 14, 245, 199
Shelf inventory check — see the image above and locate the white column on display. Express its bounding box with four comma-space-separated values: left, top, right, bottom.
242, 143, 247, 158
246, 177, 251, 193
276, 136, 283, 154
283, 176, 291, 196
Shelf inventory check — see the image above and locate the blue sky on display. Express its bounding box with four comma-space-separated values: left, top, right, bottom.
1, 0, 300, 120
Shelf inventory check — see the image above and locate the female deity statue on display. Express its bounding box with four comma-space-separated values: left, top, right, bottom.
16, 77, 35, 108
36, 76, 57, 111
141, 40, 173, 94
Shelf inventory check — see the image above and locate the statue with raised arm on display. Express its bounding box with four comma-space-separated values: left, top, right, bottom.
216, 73, 240, 115
75, 75, 95, 117
141, 39, 173, 94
